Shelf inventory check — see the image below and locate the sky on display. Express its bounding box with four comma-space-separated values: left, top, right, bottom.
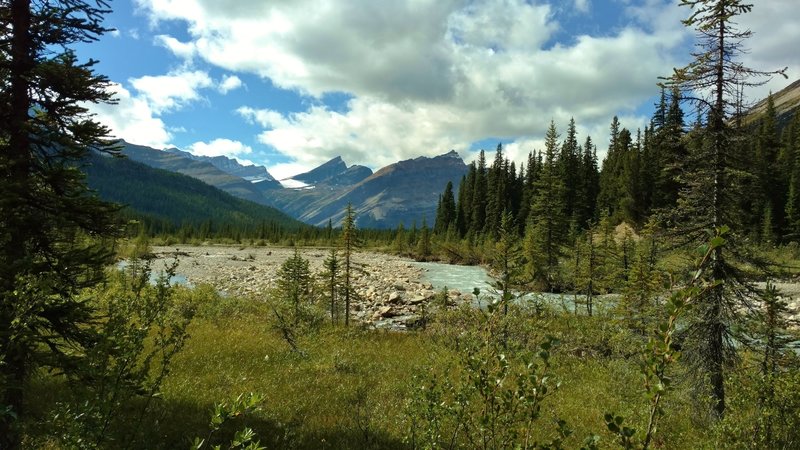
77, 0, 800, 179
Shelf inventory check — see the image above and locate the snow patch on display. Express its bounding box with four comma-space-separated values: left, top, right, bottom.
279, 179, 315, 190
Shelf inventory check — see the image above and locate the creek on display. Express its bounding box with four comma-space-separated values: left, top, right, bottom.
412, 260, 616, 314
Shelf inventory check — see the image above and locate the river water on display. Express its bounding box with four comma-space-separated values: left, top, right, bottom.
412, 260, 615, 313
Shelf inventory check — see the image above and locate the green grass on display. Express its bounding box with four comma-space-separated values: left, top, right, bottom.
23, 280, 797, 449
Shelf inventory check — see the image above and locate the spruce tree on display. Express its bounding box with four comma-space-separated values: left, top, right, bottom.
785, 114, 800, 239
276, 248, 313, 325
576, 136, 599, 227
321, 248, 341, 324
524, 121, 566, 291
456, 163, 476, 237
598, 117, 624, 218
434, 181, 456, 235
416, 218, 432, 260
471, 150, 488, 235
653, 88, 687, 211
484, 144, 507, 238
661, 0, 786, 417
0, 1, 118, 445
340, 204, 359, 326
560, 117, 581, 225
754, 95, 784, 241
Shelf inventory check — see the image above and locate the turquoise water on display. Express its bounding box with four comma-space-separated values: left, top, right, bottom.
412, 261, 493, 294
412, 260, 615, 313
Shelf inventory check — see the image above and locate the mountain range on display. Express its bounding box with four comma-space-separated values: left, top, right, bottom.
113, 141, 468, 229
84, 151, 304, 232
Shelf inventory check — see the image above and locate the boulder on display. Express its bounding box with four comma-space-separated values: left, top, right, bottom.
388, 291, 404, 303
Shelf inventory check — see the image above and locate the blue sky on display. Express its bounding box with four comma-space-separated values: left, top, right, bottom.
78, 0, 800, 179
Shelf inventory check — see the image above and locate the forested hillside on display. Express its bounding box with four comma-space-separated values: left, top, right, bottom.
435, 86, 800, 247
84, 151, 306, 239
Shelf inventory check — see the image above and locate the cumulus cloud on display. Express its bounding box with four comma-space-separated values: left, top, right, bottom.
218, 75, 243, 94
130, 70, 214, 113
135, 0, 798, 173
186, 138, 258, 166
734, 0, 800, 102
88, 83, 172, 148
188, 138, 254, 158
155, 34, 196, 59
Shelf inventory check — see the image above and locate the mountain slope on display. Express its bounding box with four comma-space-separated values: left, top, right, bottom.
266, 150, 468, 228
291, 156, 373, 186
111, 140, 469, 229
746, 78, 800, 127
165, 147, 283, 189
119, 141, 277, 204
84, 152, 303, 230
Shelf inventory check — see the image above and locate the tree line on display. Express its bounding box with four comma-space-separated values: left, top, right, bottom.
435, 92, 799, 249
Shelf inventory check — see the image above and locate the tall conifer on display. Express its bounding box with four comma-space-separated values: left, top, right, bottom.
661, 0, 786, 417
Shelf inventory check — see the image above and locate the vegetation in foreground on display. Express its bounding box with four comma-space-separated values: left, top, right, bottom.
3, 0, 800, 449
19, 243, 800, 449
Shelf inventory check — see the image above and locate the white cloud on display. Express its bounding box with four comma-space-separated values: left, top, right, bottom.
573, 0, 590, 14
135, 0, 797, 173
188, 138, 254, 159
270, 162, 315, 180
155, 34, 196, 59
735, 0, 800, 103
88, 82, 172, 148
130, 69, 213, 114
218, 75, 243, 94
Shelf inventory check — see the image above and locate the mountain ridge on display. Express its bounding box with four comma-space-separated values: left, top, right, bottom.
110, 140, 468, 229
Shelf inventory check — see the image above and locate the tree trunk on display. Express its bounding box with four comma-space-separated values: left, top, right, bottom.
1, 1, 32, 448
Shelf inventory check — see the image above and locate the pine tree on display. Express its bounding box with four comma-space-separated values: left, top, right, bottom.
392, 223, 407, 254
321, 248, 341, 324
276, 248, 313, 325
620, 223, 662, 335
517, 152, 540, 233
785, 114, 800, 239
754, 95, 784, 240
484, 144, 507, 238
651, 88, 686, 211
560, 117, 581, 224
575, 136, 600, 228
598, 117, 624, 218
341, 203, 359, 326
491, 211, 523, 317
524, 121, 566, 291
0, 1, 119, 445
456, 164, 476, 237
471, 150, 488, 235
661, 0, 786, 417
416, 218, 432, 260
435, 181, 457, 235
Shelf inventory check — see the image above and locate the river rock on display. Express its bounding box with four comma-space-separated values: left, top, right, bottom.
409, 295, 426, 305
372, 305, 396, 320
388, 292, 404, 303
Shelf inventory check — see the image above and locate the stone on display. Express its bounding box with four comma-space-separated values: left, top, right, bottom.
409, 295, 426, 305
388, 292, 403, 303
372, 305, 395, 320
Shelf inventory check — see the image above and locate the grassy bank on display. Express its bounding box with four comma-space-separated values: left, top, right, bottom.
23, 276, 752, 449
